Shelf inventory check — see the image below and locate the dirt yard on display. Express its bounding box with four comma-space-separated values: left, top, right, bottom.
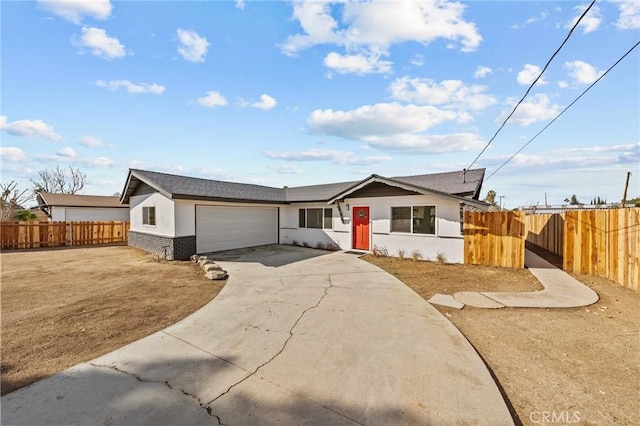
1, 245, 225, 396
365, 255, 639, 426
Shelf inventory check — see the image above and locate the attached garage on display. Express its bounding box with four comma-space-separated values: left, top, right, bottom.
196, 205, 278, 253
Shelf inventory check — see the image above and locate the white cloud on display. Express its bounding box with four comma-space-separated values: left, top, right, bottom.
269, 164, 303, 174
78, 156, 115, 167
564, 60, 604, 84
57, 147, 77, 157
557, 80, 569, 89
239, 94, 277, 110
306, 103, 483, 154
96, 79, 165, 94
37, 0, 112, 24
516, 64, 548, 86
611, 0, 640, 29
281, 0, 481, 74
0, 115, 62, 141
556, 143, 639, 154
176, 29, 210, 63
80, 136, 108, 147
323, 52, 392, 75
308, 103, 458, 140
265, 149, 392, 165
0, 147, 29, 163
196, 91, 227, 108
410, 54, 425, 66
566, 4, 602, 34
363, 133, 485, 154
510, 10, 550, 29
235, 0, 245, 10
474, 66, 492, 79
74, 26, 125, 59
500, 94, 562, 126
390, 77, 496, 111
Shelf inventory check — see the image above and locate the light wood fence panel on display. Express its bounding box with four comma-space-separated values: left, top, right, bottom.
464, 211, 525, 268
524, 213, 564, 256
1, 221, 129, 250
564, 208, 639, 291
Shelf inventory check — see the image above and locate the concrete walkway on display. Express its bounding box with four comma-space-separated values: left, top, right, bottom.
1, 245, 513, 425
440, 250, 599, 309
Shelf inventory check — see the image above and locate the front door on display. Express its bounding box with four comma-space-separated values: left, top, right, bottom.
352, 206, 370, 250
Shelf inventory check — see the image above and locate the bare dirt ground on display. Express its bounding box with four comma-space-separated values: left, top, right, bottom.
365, 255, 639, 426
1, 245, 225, 396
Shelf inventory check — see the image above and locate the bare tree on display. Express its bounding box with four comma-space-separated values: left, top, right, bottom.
1, 181, 34, 222
31, 166, 87, 194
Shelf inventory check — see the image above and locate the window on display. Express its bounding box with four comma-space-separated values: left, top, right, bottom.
142, 206, 156, 226
391, 206, 435, 234
299, 208, 332, 229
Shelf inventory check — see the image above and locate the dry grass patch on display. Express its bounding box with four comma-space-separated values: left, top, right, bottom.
1, 245, 225, 396
365, 255, 639, 426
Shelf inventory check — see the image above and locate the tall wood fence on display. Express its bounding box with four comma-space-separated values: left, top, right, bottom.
0, 221, 130, 250
464, 211, 525, 268
464, 208, 639, 292
564, 209, 639, 292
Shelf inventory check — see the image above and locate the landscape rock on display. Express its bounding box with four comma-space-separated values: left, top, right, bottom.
205, 270, 228, 280
203, 264, 223, 272
198, 259, 215, 267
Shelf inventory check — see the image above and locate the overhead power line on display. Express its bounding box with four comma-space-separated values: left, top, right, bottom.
466, 0, 597, 171
486, 40, 640, 181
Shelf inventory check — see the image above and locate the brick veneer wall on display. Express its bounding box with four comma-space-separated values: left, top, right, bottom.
128, 231, 196, 261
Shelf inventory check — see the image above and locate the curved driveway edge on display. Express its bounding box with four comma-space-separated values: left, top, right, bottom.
2, 245, 513, 425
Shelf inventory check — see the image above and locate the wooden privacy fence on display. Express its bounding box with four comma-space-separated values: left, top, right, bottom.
1, 221, 130, 250
464, 211, 525, 268
464, 208, 639, 292
564, 209, 639, 292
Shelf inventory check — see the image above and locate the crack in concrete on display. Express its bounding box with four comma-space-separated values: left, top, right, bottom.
206, 275, 335, 409
88, 363, 227, 426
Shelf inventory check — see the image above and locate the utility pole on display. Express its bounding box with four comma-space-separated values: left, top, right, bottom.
498, 195, 505, 210
544, 192, 548, 206
621, 171, 631, 206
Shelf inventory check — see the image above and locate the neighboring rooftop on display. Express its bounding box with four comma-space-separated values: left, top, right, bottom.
37, 192, 128, 208
121, 168, 486, 204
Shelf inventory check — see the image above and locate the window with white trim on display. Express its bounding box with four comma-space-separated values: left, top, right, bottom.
142, 206, 156, 226
391, 206, 435, 234
299, 208, 332, 229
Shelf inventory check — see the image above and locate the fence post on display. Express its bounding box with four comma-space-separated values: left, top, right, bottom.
68, 222, 73, 246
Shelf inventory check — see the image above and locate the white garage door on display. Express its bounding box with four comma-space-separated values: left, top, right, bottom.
196, 205, 278, 253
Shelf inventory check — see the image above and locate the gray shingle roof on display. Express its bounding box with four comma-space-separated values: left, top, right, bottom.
122, 168, 485, 204
127, 169, 285, 203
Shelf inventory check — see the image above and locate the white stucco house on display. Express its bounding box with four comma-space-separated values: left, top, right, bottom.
37, 192, 129, 222
120, 168, 488, 262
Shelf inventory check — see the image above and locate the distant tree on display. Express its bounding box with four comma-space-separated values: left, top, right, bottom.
1, 181, 33, 221
564, 194, 581, 205
112, 192, 121, 197
13, 210, 38, 221
484, 189, 497, 205
31, 166, 87, 195
628, 196, 640, 207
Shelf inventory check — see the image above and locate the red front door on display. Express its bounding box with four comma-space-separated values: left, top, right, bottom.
352, 206, 370, 250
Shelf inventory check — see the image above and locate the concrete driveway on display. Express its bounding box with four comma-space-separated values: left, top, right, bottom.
2, 245, 513, 425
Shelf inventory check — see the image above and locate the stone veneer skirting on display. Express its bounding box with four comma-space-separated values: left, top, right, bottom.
128, 231, 196, 261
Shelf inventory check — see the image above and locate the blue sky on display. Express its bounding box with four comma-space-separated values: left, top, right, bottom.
1, 0, 639, 208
